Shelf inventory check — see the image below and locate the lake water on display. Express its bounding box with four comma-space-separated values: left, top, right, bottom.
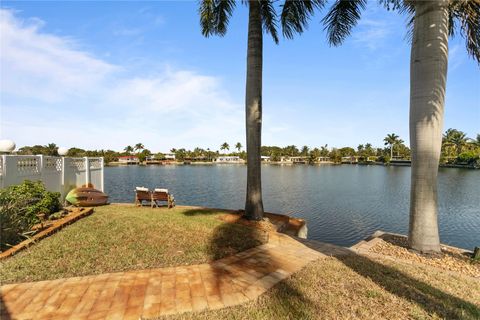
104, 164, 480, 250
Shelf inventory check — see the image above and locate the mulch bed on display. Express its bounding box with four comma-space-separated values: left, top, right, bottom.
369, 234, 479, 278
0, 207, 94, 260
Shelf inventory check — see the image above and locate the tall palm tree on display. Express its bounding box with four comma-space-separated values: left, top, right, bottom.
220, 142, 230, 153
134, 143, 144, 153
235, 142, 243, 152
200, 0, 322, 220
124, 146, 134, 155
323, 0, 480, 252
383, 133, 401, 159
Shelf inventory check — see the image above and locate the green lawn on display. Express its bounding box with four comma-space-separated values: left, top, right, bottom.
0, 205, 265, 284
2, 204, 478, 320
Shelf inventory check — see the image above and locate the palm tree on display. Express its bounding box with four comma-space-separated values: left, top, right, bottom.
383, 133, 401, 159
124, 146, 134, 155
45, 143, 58, 156
320, 144, 329, 156
448, 130, 469, 156
134, 143, 144, 153
235, 142, 243, 153
472, 134, 480, 148
323, 0, 480, 252
220, 142, 230, 153
301, 145, 309, 156
200, 0, 321, 220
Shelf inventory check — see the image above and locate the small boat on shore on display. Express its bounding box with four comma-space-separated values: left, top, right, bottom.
66, 186, 108, 207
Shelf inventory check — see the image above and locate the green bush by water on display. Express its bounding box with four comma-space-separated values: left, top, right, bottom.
0, 180, 61, 250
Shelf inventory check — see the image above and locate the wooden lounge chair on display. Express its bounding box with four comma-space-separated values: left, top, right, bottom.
152, 188, 175, 208
135, 187, 152, 207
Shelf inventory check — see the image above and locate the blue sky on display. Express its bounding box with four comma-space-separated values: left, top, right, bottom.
0, 1, 478, 153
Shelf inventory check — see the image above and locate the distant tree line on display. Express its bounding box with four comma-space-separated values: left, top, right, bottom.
14, 129, 479, 166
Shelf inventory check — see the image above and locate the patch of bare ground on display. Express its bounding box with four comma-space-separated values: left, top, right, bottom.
369, 234, 479, 278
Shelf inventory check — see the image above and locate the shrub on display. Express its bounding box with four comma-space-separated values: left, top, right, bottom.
0, 180, 61, 250
456, 152, 479, 165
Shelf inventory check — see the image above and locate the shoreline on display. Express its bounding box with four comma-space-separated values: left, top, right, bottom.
106, 161, 479, 169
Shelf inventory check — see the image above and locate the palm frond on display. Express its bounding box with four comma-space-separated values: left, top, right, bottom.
450, 0, 480, 64
281, 0, 325, 39
260, 0, 279, 44
322, 0, 367, 46
199, 0, 236, 37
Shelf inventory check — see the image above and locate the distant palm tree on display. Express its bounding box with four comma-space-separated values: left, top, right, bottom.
473, 134, 480, 148
124, 146, 134, 154
220, 142, 230, 153
235, 142, 243, 153
45, 143, 58, 156
301, 145, 309, 156
320, 144, 329, 156
134, 143, 144, 153
383, 133, 402, 159
322, 0, 480, 252
200, 0, 322, 220
450, 131, 468, 156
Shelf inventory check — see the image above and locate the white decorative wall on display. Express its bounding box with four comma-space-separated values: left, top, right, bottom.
0, 155, 104, 199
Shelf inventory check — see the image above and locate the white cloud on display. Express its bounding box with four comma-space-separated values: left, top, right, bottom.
0, 9, 244, 151
352, 19, 391, 50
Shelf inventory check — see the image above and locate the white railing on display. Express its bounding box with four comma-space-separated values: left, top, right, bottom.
0, 155, 104, 199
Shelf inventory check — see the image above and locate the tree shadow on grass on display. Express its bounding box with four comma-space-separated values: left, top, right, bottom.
179, 207, 319, 318
301, 241, 480, 320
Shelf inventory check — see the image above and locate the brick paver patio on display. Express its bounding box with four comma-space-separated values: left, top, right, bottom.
0, 233, 333, 320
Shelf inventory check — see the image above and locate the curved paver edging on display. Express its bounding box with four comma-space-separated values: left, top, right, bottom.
0, 233, 325, 320
0, 208, 94, 260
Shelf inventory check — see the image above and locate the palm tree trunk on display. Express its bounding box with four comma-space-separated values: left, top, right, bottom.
244, 0, 264, 220
390, 145, 393, 159
408, 0, 449, 253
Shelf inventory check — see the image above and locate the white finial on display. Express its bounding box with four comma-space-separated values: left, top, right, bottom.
58, 147, 69, 156
0, 139, 16, 153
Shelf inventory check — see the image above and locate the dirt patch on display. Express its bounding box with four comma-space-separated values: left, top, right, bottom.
218, 213, 277, 233
369, 234, 479, 278
219, 210, 306, 237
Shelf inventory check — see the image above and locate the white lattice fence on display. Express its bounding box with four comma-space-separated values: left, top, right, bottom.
42, 156, 63, 193
0, 155, 104, 198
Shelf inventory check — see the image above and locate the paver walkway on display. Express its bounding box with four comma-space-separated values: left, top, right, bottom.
0, 233, 331, 320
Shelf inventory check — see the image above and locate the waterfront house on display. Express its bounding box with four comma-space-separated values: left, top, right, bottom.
341, 156, 358, 164
261, 156, 271, 162
290, 156, 308, 164
317, 156, 331, 163
164, 153, 176, 161
118, 155, 139, 164
214, 156, 245, 163
280, 156, 292, 163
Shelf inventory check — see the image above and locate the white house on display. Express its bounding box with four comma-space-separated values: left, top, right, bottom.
164, 153, 176, 160
214, 156, 244, 163
280, 156, 292, 163
317, 156, 331, 163
261, 156, 271, 162
290, 156, 308, 164
118, 156, 139, 164
146, 153, 176, 161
